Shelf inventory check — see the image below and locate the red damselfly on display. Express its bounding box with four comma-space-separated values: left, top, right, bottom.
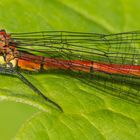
0, 30, 140, 111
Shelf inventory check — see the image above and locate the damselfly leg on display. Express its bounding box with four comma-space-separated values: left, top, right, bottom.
0, 62, 62, 111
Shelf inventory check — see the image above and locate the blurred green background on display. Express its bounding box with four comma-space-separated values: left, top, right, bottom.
0, 102, 37, 140
0, 0, 140, 139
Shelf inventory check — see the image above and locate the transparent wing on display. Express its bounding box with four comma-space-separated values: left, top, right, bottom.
11, 31, 140, 64
10, 31, 140, 104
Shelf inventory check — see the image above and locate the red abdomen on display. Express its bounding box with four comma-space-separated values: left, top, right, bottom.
17, 52, 140, 77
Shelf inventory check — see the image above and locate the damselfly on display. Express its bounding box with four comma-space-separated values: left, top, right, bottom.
0, 30, 140, 111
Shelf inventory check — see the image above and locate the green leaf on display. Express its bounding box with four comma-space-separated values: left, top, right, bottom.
0, 0, 140, 140
13, 74, 140, 140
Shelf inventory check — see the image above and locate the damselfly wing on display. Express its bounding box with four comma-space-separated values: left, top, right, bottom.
0, 30, 140, 111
